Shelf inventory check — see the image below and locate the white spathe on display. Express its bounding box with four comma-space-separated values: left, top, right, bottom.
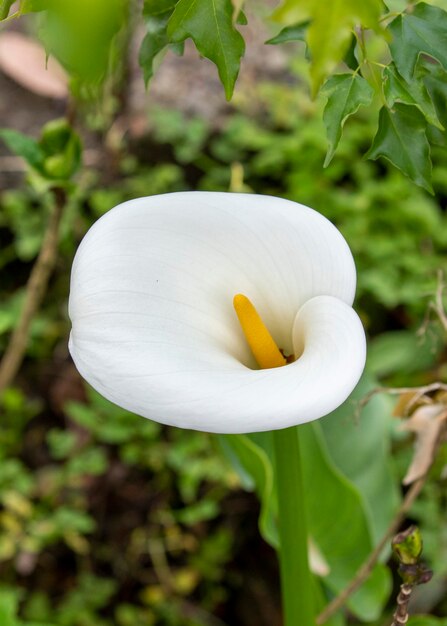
68, 192, 366, 434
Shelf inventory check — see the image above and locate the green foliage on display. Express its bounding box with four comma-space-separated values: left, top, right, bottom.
0, 131, 45, 172
0, 121, 81, 183
18, 0, 49, 14
322, 73, 374, 165
0, 0, 14, 19
140, 0, 245, 99
388, 3, 447, 82
0, 376, 237, 625
383, 63, 441, 130
139, 0, 177, 85
367, 330, 442, 380
0, 587, 52, 626
273, 0, 381, 95
40, 0, 128, 85
269, 1, 447, 189
366, 103, 433, 193
265, 20, 309, 46
167, 0, 245, 100
3, 0, 447, 187
408, 618, 447, 626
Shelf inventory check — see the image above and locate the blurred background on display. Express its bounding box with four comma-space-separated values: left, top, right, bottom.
0, 2, 447, 625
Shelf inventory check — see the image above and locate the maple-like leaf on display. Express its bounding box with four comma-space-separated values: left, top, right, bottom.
168, 0, 245, 100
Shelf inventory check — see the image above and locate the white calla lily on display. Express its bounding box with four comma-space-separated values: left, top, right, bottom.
68, 192, 366, 434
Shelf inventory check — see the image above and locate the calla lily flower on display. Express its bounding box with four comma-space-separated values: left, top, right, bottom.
68, 192, 366, 434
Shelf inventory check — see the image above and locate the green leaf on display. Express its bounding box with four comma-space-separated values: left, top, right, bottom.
368, 330, 441, 378
0, 130, 44, 171
218, 434, 277, 546
299, 423, 391, 621
143, 0, 177, 16
40, 0, 126, 84
167, 0, 245, 100
266, 20, 309, 45
0, 589, 18, 626
139, 0, 179, 85
365, 104, 433, 193
388, 3, 447, 81
322, 72, 374, 166
383, 63, 443, 129
273, 0, 382, 95
39, 119, 82, 180
344, 34, 359, 70
235, 9, 247, 25
319, 374, 400, 543
408, 619, 447, 626
419, 59, 447, 134
139, 21, 170, 85
314, 578, 347, 626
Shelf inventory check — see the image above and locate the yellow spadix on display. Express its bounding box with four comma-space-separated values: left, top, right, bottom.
233, 294, 287, 369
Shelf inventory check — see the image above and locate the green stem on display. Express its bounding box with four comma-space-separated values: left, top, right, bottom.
273, 426, 316, 626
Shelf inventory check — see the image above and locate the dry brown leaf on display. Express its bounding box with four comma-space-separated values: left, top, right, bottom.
393, 391, 432, 417
401, 404, 447, 486
0, 31, 68, 99
434, 390, 447, 404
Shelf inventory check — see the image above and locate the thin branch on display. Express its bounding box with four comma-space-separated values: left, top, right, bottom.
317, 477, 427, 624
355, 382, 447, 419
434, 269, 447, 334
0, 187, 66, 393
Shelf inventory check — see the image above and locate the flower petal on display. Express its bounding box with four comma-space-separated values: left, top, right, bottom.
69, 192, 365, 433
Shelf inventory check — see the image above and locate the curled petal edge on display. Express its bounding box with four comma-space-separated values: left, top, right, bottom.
69, 294, 366, 434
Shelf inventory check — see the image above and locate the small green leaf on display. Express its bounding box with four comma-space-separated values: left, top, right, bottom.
344, 34, 359, 70
322, 72, 374, 166
388, 3, 447, 81
383, 63, 443, 129
139, 0, 178, 84
235, 9, 247, 25
167, 0, 245, 100
143, 0, 177, 16
39, 119, 82, 180
139, 22, 170, 85
0, 129, 44, 171
366, 103, 433, 193
266, 20, 309, 45
392, 525, 423, 566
